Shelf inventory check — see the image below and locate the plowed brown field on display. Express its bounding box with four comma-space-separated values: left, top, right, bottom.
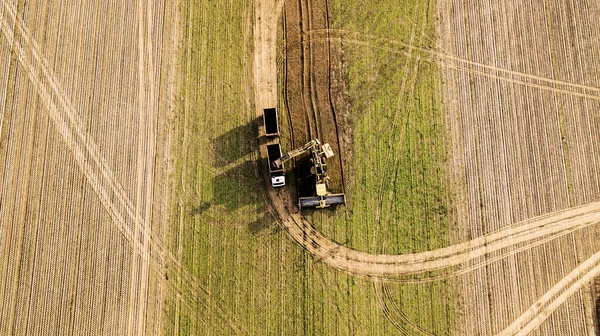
283, 0, 345, 194
438, 1, 600, 334
0, 0, 177, 334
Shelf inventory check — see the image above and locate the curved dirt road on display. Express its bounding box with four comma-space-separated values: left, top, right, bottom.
277, 203, 600, 280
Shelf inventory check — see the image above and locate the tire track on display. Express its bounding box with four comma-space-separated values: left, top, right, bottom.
0, 0, 134, 239
2, 25, 39, 336
284, 0, 310, 145
290, 29, 600, 101
276, 201, 600, 280
374, 282, 436, 335
373, 282, 411, 335
301, 0, 320, 140
304, 0, 344, 193
0, 0, 141, 240
8, 3, 52, 333
0, 0, 22, 327
308, 28, 600, 94
323, 0, 346, 192
497, 249, 600, 336
128, 1, 155, 334
372, 1, 424, 226
446, 1, 598, 334
381, 284, 435, 336
0, 2, 244, 334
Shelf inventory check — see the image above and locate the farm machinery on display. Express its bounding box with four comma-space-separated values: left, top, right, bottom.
273, 139, 345, 209
262, 107, 345, 210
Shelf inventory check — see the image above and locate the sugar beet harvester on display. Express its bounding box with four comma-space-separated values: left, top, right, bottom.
273, 139, 345, 209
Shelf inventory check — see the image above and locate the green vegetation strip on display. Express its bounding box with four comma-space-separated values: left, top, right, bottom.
167, 0, 454, 335
307, 0, 454, 334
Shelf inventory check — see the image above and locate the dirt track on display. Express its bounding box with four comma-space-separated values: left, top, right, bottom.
276, 202, 600, 280
498, 249, 600, 336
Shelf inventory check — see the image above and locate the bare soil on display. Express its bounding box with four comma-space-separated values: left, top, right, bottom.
437, 0, 600, 334
0, 1, 177, 334
283, 0, 346, 195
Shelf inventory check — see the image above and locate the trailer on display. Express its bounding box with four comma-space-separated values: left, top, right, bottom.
263, 108, 280, 137
266, 143, 285, 187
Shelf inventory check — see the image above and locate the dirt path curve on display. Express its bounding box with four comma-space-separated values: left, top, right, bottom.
277, 204, 600, 280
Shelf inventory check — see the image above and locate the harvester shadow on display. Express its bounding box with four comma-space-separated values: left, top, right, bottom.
212, 160, 261, 211
188, 117, 279, 235
190, 156, 278, 236
248, 212, 279, 236
212, 117, 260, 168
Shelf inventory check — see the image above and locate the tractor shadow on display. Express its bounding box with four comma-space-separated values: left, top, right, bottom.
189, 158, 277, 235
211, 117, 260, 168
189, 118, 279, 235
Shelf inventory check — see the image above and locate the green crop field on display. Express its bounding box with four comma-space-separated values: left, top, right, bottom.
300, 0, 455, 333
165, 0, 454, 335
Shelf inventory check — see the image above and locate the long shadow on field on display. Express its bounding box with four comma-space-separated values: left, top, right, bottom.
190, 159, 279, 235
189, 118, 280, 235
212, 117, 260, 167
596, 297, 600, 335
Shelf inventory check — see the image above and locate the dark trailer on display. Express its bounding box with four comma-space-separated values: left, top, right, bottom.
263, 108, 279, 137
266, 143, 285, 187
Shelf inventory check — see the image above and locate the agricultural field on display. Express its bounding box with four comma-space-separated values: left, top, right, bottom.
278, 0, 456, 334
438, 1, 600, 334
1, 0, 600, 335
168, 0, 456, 333
165, 0, 450, 333
0, 0, 176, 334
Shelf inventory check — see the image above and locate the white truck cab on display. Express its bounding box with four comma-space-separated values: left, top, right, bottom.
271, 175, 285, 188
